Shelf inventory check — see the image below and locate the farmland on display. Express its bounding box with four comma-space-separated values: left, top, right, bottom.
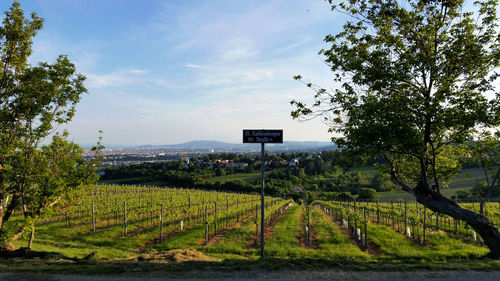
4, 184, 499, 273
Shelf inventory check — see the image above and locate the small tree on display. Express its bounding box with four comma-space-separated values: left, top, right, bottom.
0, 2, 99, 250
468, 133, 500, 214
292, 0, 500, 256
358, 188, 378, 200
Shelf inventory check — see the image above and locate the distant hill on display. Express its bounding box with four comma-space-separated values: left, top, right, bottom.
136, 140, 336, 152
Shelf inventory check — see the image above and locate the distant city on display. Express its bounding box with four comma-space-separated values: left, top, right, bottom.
83, 140, 336, 166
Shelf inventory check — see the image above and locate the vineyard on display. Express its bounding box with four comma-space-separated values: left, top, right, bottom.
9, 184, 499, 264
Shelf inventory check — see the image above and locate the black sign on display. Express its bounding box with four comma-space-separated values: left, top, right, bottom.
243, 129, 283, 143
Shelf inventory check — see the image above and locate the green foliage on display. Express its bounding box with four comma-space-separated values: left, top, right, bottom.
0, 2, 99, 248
466, 132, 500, 201
302, 190, 317, 204
358, 188, 378, 200
215, 167, 226, 177
337, 191, 354, 201
0, 228, 12, 250
292, 0, 500, 194
451, 190, 473, 201
370, 172, 396, 192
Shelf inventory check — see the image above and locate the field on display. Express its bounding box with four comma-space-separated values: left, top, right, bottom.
205, 171, 264, 184
372, 167, 491, 200
3, 184, 500, 274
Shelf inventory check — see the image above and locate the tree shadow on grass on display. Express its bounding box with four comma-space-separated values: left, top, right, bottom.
0, 252, 498, 275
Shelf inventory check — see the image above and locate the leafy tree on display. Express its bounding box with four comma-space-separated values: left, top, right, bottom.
358, 188, 378, 200
451, 190, 473, 201
302, 190, 317, 204
0, 2, 99, 250
467, 132, 500, 213
370, 172, 396, 191
337, 191, 353, 201
215, 167, 226, 177
321, 191, 339, 201
292, 0, 500, 256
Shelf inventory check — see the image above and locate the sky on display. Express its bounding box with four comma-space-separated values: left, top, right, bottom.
1, 0, 347, 146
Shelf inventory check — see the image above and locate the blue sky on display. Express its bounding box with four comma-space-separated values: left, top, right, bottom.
3, 0, 346, 146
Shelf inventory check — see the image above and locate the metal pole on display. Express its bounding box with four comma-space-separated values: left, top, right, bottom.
261, 142, 265, 258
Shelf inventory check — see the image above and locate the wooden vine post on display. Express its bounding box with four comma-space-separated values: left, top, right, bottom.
363, 206, 367, 251
92, 200, 96, 233
160, 203, 164, 242
404, 201, 407, 235
124, 201, 127, 236
214, 202, 217, 235
423, 207, 426, 245
204, 205, 208, 245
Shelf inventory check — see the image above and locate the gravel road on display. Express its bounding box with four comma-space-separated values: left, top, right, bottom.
1, 270, 499, 281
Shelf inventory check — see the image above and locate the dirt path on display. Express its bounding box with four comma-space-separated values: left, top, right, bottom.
1, 270, 499, 281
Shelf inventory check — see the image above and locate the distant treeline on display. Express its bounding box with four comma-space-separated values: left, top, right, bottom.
99, 151, 403, 201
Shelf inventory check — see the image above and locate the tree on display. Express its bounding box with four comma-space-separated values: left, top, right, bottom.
358, 187, 378, 200
451, 190, 472, 201
370, 172, 396, 191
467, 132, 500, 214
215, 167, 226, 177
292, 0, 500, 256
0, 2, 99, 250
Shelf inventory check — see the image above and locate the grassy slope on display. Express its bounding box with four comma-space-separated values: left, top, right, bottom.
310, 206, 369, 260
265, 204, 306, 258
367, 223, 489, 261
202, 216, 257, 257
374, 167, 490, 200
205, 172, 262, 184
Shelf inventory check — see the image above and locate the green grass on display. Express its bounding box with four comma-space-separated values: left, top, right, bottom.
151, 223, 206, 251
353, 166, 379, 178
376, 167, 489, 201
99, 177, 166, 186
5, 184, 498, 274
12, 220, 139, 259
205, 169, 281, 184
367, 223, 489, 261
265, 204, 309, 258
377, 187, 474, 201
1, 255, 499, 275
202, 217, 257, 256
205, 171, 262, 184
310, 207, 370, 260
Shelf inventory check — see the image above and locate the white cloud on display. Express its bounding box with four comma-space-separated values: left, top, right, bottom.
219, 37, 259, 62
129, 69, 149, 74
185, 64, 208, 69
85, 69, 140, 88
275, 37, 312, 54
85, 68, 172, 90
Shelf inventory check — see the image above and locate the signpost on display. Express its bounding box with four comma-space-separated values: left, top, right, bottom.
243, 129, 283, 258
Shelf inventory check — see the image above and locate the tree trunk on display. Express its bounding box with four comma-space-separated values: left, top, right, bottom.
27, 224, 35, 250
414, 187, 500, 258
0, 171, 5, 229
11, 227, 25, 241
0, 203, 3, 229
2, 193, 19, 225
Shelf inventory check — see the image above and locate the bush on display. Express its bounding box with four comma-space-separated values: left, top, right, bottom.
451, 190, 472, 201
337, 191, 354, 201
358, 188, 378, 200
